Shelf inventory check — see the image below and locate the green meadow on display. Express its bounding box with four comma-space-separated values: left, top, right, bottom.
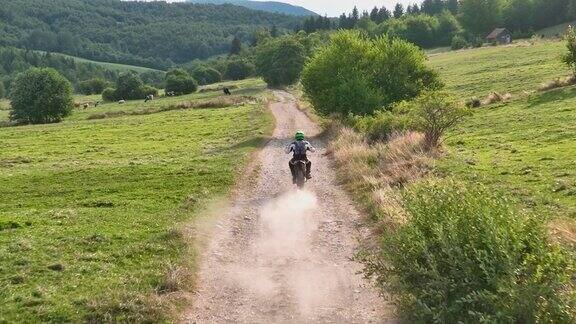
429, 40, 570, 98
0, 79, 273, 322
440, 87, 576, 219
429, 40, 576, 225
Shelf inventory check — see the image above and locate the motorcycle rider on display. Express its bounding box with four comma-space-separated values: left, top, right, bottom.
285, 130, 316, 182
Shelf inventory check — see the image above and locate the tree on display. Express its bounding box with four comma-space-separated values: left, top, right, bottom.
230, 36, 242, 56
115, 73, 148, 100
301, 30, 441, 117
9, 68, 73, 124
165, 69, 198, 94
271, 25, 279, 38
351, 6, 360, 25
459, 0, 504, 36
446, 0, 459, 14
78, 78, 112, 95
256, 36, 306, 87
370, 6, 380, 22
190, 66, 222, 85
563, 25, 576, 76
0, 80, 5, 99
394, 3, 405, 18
402, 91, 471, 148
503, 0, 535, 32
378, 7, 392, 23
224, 59, 255, 80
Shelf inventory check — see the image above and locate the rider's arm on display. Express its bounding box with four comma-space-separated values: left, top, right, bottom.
306, 142, 317, 153
285, 143, 294, 154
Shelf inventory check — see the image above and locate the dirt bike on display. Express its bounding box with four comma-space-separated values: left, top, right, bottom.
290, 159, 307, 189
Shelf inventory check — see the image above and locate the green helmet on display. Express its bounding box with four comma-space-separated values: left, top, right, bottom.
295, 131, 305, 141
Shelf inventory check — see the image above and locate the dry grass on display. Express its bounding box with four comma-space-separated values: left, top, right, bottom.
538, 75, 576, 91
330, 126, 435, 232
548, 218, 576, 249
481, 91, 513, 106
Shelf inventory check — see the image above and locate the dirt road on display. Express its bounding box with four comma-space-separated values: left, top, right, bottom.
184, 92, 394, 323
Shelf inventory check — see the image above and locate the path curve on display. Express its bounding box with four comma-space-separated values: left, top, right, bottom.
184, 92, 395, 323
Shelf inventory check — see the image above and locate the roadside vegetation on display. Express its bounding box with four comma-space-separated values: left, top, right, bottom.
0, 78, 273, 322
298, 28, 576, 322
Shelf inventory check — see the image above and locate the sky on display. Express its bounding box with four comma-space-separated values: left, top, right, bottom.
269, 0, 422, 17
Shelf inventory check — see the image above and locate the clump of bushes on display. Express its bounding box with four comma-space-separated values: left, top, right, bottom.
301, 30, 442, 117
78, 78, 112, 95
350, 91, 469, 148
451, 35, 469, 50
101, 73, 158, 101
377, 181, 575, 323
255, 36, 306, 87
9, 67, 73, 124
224, 59, 255, 81
165, 69, 198, 95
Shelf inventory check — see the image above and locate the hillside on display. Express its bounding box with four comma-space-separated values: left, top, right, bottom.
187, 0, 316, 16
0, 0, 302, 69
428, 40, 569, 98
430, 39, 576, 221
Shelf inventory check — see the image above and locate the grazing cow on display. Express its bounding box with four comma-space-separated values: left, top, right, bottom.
166, 91, 175, 97
83, 103, 90, 109
144, 94, 154, 102
118, 100, 126, 104
223, 87, 231, 96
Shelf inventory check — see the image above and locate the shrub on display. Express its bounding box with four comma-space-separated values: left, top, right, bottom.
465, 97, 481, 108
102, 87, 117, 102
9, 68, 73, 124
0, 80, 5, 99
224, 59, 255, 81
451, 35, 469, 50
301, 30, 441, 117
563, 25, 576, 76
78, 78, 112, 95
190, 66, 221, 85
349, 110, 410, 142
401, 91, 470, 148
379, 181, 575, 323
165, 69, 198, 95
115, 73, 147, 100
255, 36, 306, 87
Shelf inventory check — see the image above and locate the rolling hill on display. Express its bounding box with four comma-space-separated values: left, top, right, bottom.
0, 0, 302, 69
186, 0, 316, 16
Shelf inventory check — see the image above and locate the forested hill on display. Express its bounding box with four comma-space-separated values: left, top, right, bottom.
0, 0, 302, 69
187, 0, 317, 16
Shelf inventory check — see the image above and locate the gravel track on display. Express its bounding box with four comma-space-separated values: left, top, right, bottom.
184, 91, 395, 323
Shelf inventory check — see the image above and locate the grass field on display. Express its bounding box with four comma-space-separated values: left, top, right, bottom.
429, 40, 570, 98
428, 39, 575, 221
439, 87, 576, 220
0, 79, 273, 322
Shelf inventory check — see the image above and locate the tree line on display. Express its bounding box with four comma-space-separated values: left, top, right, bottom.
298, 0, 576, 49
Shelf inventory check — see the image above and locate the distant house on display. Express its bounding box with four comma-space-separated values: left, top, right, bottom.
486, 28, 512, 44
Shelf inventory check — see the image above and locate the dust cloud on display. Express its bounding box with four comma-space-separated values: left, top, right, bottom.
257, 189, 318, 258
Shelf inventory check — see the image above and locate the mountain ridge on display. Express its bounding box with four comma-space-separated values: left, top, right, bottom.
186, 0, 317, 16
